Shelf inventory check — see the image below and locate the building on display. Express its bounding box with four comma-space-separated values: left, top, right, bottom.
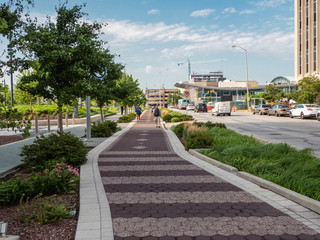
145, 88, 179, 107
174, 74, 297, 108
295, 0, 320, 81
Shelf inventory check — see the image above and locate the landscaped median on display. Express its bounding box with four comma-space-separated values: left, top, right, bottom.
171, 122, 320, 212
161, 108, 193, 123
0, 117, 122, 239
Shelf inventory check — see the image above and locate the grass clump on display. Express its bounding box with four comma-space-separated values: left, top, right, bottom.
171, 121, 320, 201
202, 127, 320, 201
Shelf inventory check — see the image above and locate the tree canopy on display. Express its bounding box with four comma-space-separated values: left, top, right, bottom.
297, 75, 320, 104
18, 3, 107, 132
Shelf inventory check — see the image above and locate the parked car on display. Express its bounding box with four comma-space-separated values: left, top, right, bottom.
289, 104, 320, 119
186, 104, 195, 111
212, 102, 231, 116
194, 103, 207, 112
252, 104, 272, 115
267, 104, 290, 117
317, 111, 320, 121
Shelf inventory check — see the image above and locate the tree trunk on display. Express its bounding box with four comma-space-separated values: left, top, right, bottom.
125, 105, 128, 115
58, 105, 63, 133
100, 106, 104, 123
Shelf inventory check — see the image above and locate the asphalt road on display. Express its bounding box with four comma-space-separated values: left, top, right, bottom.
173, 108, 320, 158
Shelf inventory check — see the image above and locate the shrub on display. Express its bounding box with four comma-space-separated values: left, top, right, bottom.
17, 195, 75, 226
118, 112, 136, 123
162, 114, 172, 122
185, 132, 213, 150
0, 177, 35, 205
171, 117, 180, 122
20, 132, 87, 171
91, 120, 117, 137
171, 123, 185, 138
192, 121, 226, 129
0, 163, 79, 205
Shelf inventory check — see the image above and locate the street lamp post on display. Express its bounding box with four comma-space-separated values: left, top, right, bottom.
159, 68, 168, 107
232, 45, 250, 112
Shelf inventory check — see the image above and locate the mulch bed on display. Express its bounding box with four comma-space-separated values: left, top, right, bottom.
0, 136, 25, 146
0, 169, 79, 240
0, 134, 82, 240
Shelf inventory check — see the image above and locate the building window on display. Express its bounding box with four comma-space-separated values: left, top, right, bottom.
313, 0, 317, 71
299, 1, 302, 74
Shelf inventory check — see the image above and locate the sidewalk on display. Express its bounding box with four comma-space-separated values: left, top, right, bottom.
0, 113, 124, 176
76, 110, 320, 240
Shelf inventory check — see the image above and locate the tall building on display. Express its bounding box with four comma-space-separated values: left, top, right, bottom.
295, 0, 320, 81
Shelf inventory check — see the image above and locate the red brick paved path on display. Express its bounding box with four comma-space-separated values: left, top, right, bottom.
98, 110, 320, 240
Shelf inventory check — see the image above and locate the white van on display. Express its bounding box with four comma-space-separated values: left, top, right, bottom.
212, 102, 231, 116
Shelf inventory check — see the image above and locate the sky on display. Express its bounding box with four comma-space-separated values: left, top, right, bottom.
3, 0, 295, 90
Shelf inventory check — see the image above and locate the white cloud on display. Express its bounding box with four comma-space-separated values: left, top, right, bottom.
229, 24, 235, 28
190, 9, 215, 18
145, 65, 153, 73
252, 0, 287, 8
223, 8, 237, 14
239, 9, 255, 15
102, 19, 294, 60
148, 9, 159, 15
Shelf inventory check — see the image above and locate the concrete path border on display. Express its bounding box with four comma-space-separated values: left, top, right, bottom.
75, 121, 135, 240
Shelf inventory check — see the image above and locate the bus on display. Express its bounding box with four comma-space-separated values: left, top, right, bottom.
178, 99, 191, 109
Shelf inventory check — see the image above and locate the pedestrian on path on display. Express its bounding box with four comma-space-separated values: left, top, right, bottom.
135, 105, 142, 121
153, 105, 161, 128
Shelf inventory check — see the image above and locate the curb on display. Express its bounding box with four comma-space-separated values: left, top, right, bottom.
75, 121, 136, 240
188, 149, 238, 174
188, 148, 320, 215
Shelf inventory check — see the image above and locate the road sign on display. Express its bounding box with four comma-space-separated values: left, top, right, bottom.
184, 91, 190, 98
93, 70, 107, 79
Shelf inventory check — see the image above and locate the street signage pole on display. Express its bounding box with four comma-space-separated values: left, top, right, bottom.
86, 70, 107, 141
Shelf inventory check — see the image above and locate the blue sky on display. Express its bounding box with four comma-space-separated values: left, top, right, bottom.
6, 0, 295, 90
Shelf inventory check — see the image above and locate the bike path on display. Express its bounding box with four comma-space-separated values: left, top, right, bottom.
97, 109, 320, 239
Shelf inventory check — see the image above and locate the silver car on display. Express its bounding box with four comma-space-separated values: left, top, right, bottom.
267, 104, 290, 117
289, 104, 320, 119
253, 104, 272, 115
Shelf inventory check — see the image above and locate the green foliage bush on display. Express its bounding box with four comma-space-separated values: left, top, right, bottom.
0, 163, 79, 205
118, 112, 136, 123
162, 114, 172, 122
11, 105, 117, 118
91, 120, 118, 137
17, 195, 75, 226
162, 108, 193, 122
171, 117, 180, 122
171, 123, 185, 138
20, 132, 87, 171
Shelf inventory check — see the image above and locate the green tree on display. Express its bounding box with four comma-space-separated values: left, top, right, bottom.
90, 52, 124, 122
0, 0, 34, 78
263, 84, 283, 103
18, 3, 106, 132
297, 75, 320, 103
167, 91, 182, 106
115, 73, 144, 114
